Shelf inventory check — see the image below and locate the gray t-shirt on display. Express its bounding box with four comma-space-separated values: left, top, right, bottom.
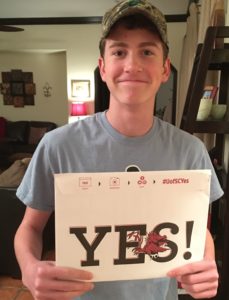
17, 112, 223, 300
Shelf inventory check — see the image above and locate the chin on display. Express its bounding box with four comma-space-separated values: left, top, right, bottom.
122, 99, 149, 107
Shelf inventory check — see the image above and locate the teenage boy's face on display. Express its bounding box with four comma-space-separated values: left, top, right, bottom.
99, 24, 170, 108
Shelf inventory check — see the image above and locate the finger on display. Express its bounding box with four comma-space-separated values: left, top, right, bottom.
37, 264, 93, 281
34, 277, 94, 292
179, 269, 218, 285
182, 280, 218, 294
182, 282, 218, 299
167, 260, 216, 277
187, 290, 218, 299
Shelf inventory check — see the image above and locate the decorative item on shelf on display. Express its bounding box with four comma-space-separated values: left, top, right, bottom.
210, 104, 227, 120
196, 86, 218, 121
202, 85, 218, 101
196, 98, 213, 121
43, 82, 52, 97
71, 101, 87, 116
71, 80, 90, 98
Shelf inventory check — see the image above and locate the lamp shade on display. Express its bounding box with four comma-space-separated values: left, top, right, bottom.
71, 102, 87, 116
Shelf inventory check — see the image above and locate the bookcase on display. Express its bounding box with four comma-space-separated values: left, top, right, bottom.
180, 26, 229, 300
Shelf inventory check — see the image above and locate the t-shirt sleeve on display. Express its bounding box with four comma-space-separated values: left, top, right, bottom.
16, 134, 55, 211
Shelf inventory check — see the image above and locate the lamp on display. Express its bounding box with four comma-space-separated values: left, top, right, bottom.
71, 101, 87, 116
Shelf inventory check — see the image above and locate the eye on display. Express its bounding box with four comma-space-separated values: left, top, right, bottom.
142, 49, 153, 56
112, 49, 125, 57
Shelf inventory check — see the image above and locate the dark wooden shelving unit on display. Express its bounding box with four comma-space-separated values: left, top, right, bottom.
191, 120, 229, 134
180, 26, 229, 300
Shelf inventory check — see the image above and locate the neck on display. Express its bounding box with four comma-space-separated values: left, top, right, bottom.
106, 103, 155, 137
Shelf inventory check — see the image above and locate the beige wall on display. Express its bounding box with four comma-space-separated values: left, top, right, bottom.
167, 22, 186, 71
0, 51, 68, 126
0, 23, 186, 124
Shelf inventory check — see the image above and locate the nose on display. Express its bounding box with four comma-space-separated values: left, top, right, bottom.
123, 53, 143, 73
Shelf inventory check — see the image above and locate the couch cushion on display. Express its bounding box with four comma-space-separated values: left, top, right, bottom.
9, 153, 33, 163
0, 157, 31, 187
9, 144, 37, 154
6, 121, 28, 143
29, 121, 57, 132
28, 126, 47, 145
0, 117, 6, 138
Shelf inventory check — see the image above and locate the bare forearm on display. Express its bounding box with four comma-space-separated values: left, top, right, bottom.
14, 222, 43, 273
204, 228, 215, 259
14, 207, 51, 277
14, 209, 94, 300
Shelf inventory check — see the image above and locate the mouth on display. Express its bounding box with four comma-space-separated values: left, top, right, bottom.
117, 79, 148, 84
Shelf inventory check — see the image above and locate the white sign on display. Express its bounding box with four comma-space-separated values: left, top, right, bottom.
55, 170, 211, 281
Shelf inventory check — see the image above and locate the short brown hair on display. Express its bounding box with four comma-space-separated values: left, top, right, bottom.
99, 14, 169, 62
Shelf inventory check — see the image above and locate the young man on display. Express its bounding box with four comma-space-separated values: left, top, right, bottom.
14, 1, 223, 299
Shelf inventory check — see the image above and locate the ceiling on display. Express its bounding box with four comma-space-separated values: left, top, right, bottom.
0, 0, 190, 19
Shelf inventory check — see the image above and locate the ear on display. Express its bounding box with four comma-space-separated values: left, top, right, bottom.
161, 58, 171, 83
98, 57, 106, 82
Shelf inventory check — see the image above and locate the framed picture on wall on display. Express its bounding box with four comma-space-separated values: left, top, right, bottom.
11, 82, 24, 96
0, 69, 36, 107
71, 80, 90, 98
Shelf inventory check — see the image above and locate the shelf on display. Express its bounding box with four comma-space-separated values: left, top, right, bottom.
180, 26, 229, 300
193, 120, 229, 134
181, 115, 229, 134
209, 48, 229, 70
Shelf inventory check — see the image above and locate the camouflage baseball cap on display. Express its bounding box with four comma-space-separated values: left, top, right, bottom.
101, 0, 168, 48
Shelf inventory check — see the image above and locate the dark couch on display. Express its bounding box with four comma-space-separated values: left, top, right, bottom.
0, 119, 57, 278
0, 187, 55, 278
0, 119, 57, 169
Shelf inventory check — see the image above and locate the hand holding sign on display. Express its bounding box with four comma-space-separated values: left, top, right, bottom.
21, 259, 94, 300
168, 230, 219, 299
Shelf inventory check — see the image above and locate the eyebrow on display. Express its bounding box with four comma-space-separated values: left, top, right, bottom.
108, 42, 128, 49
108, 41, 160, 49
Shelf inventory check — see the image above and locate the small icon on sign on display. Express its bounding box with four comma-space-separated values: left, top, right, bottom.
110, 177, 120, 187
79, 177, 92, 188
137, 175, 147, 187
